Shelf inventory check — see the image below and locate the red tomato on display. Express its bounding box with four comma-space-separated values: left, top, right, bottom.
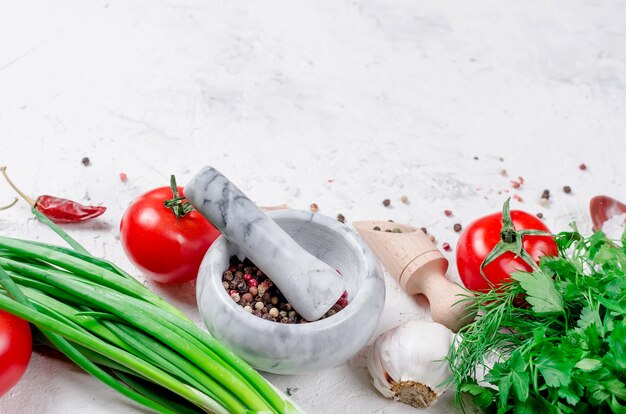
456, 209, 558, 292
120, 185, 220, 283
0, 310, 32, 397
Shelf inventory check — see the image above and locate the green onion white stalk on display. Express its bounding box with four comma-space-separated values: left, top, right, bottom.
0, 207, 302, 414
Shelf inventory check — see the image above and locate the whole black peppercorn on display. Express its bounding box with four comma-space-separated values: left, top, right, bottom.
453, 223, 462, 233
81, 157, 91, 166
382, 199, 391, 207
337, 213, 345, 223
563, 186, 572, 194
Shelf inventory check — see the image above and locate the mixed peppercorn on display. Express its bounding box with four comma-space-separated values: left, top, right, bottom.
222, 256, 348, 323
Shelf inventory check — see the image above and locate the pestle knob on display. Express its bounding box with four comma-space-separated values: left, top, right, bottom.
185, 166, 346, 321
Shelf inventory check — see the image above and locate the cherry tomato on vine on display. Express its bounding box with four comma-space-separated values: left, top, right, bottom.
0, 310, 32, 397
456, 199, 558, 292
120, 176, 220, 284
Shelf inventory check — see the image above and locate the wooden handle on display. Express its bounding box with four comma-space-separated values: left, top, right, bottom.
418, 271, 473, 332
353, 220, 474, 332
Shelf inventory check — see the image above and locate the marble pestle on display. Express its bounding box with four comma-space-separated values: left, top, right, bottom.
185, 166, 346, 321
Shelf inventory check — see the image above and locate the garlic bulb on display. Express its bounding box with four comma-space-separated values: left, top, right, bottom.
367, 319, 454, 409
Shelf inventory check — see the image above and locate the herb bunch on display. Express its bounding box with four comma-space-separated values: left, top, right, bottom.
449, 227, 626, 413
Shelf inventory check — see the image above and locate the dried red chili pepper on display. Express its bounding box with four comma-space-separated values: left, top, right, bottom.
0, 166, 106, 223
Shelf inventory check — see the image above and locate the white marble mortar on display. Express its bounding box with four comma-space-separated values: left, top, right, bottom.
196, 209, 385, 375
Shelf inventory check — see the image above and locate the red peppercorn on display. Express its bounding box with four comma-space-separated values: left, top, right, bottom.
243, 273, 252, 281
229, 289, 238, 296
337, 298, 349, 308
248, 279, 258, 288
228, 266, 236, 273
579, 163, 587, 171
510, 180, 521, 189
341, 290, 348, 299
119, 172, 128, 183
444, 210, 453, 217
518, 176, 525, 185
442, 242, 451, 252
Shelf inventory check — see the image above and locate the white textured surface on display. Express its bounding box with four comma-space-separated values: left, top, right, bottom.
0, 1, 625, 413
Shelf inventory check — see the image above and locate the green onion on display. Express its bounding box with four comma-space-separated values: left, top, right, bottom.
0, 216, 303, 413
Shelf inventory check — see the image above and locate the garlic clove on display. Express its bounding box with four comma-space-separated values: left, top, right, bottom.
367, 319, 454, 409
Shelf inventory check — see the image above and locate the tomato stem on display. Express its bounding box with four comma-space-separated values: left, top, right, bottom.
480, 198, 552, 281
164, 175, 195, 219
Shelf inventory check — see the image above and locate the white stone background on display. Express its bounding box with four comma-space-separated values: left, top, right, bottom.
1, 0, 625, 413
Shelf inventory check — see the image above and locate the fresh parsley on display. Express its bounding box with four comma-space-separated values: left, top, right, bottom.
449, 229, 626, 413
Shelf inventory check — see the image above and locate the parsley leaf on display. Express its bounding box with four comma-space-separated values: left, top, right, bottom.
607, 323, 626, 373
511, 271, 564, 313
485, 349, 530, 407
459, 383, 496, 408
534, 342, 573, 388
575, 358, 602, 372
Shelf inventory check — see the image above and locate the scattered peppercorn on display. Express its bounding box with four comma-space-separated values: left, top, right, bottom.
400, 195, 409, 204
442, 242, 451, 252
382, 199, 391, 207
473, 156, 479, 160
428, 234, 436, 242
511, 180, 521, 189
336, 213, 345, 223
563, 186, 572, 194
223, 256, 347, 323
579, 163, 587, 171
391, 227, 402, 233
119, 172, 128, 183
420, 227, 428, 234
81, 157, 91, 166
453, 223, 462, 233
537, 212, 544, 219
444, 210, 453, 217
499, 169, 508, 177
309, 203, 319, 212
542, 189, 550, 199
373, 226, 381, 231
